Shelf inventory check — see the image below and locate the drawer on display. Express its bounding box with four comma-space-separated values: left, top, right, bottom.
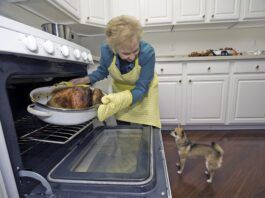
234, 60, 265, 73
186, 61, 230, 74
155, 63, 182, 75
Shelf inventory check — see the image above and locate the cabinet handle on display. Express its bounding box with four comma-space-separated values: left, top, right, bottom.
256, 65, 260, 70
189, 79, 192, 83
160, 68, 164, 72
208, 66, 211, 71
202, 14, 205, 18
145, 18, 148, 22
179, 80, 182, 83
87, 16, 90, 20
211, 14, 214, 18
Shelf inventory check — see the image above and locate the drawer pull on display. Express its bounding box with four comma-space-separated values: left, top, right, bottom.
189, 79, 192, 83
207, 67, 211, 71
256, 65, 260, 70
160, 68, 164, 72
179, 80, 182, 83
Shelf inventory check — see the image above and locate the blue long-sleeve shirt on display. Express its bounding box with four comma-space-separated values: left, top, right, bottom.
88, 40, 155, 104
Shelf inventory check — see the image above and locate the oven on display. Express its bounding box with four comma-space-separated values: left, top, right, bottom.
0, 16, 171, 198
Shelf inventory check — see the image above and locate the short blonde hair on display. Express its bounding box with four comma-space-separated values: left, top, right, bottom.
105, 15, 143, 50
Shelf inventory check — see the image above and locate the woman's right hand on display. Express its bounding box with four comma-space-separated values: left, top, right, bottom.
69, 76, 90, 85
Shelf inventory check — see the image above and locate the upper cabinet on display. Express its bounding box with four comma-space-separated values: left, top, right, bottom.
143, 0, 173, 26
6, 0, 265, 29
174, 0, 241, 23
209, 0, 241, 21
110, 0, 141, 21
85, 0, 110, 26
174, 0, 206, 23
50, 0, 81, 19
242, 0, 265, 20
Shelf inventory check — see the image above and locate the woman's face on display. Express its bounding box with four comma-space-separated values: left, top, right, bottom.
117, 37, 139, 62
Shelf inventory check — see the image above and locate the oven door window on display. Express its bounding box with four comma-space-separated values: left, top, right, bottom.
48, 126, 153, 184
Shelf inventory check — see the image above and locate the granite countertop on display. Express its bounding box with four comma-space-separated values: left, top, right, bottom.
156, 54, 265, 62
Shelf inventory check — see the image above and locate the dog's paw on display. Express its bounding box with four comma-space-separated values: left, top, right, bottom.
177, 170, 182, 174
206, 179, 212, 183
205, 170, 209, 175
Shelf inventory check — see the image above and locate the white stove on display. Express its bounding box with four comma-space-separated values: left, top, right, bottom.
0, 15, 93, 64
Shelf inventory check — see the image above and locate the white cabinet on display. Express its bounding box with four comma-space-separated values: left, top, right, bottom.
156, 62, 183, 124
86, 0, 110, 26
174, 0, 206, 23
209, 0, 241, 21
242, 0, 265, 19
110, 0, 141, 21
174, 0, 240, 23
228, 60, 265, 123
158, 77, 183, 124
157, 59, 265, 127
143, 0, 173, 25
185, 61, 230, 124
186, 75, 229, 124
49, 0, 81, 19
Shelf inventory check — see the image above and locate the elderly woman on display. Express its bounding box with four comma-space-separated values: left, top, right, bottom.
71, 15, 161, 128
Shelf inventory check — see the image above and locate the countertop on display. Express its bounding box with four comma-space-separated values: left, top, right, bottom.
156, 54, 265, 62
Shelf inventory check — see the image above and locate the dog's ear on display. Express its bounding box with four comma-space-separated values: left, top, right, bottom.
180, 129, 185, 137
175, 126, 184, 136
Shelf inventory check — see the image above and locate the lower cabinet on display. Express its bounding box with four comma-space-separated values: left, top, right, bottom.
228, 74, 265, 123
157, 59, 265, 127
158, 76, 183, 124
186, 75, 229, 124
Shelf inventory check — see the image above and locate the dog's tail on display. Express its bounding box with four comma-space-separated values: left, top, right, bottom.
211, 142, 224, 156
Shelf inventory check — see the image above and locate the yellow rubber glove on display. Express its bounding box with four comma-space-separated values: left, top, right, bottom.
97, 90, 132, 121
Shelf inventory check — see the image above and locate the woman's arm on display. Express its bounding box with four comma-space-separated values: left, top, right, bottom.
131, 42, 155, 104
88, 44, 112, 84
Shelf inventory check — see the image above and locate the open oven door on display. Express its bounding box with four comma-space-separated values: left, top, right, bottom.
46, 125, 171, 197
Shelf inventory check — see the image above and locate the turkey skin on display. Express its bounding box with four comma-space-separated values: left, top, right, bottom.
47, 87, 104, 110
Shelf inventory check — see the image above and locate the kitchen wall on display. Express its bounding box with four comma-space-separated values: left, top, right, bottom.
79, 27, 265, 58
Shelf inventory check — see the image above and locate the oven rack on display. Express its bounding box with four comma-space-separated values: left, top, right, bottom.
17, 116, 94, 144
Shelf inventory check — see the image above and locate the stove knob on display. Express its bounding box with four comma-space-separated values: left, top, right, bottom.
73, 49, 81, 59
87, 53, 93, 62
43, 40, 54, 54
61, 45, 70, 57
81, 51, 88, 61
23, 35, 38, 52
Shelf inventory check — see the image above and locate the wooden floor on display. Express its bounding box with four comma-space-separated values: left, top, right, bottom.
162, 129, 265, 198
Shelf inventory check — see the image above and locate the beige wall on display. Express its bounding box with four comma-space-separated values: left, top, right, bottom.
79, 27, 265, 57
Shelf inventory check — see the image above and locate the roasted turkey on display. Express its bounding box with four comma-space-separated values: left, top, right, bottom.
47, 87, 104, 109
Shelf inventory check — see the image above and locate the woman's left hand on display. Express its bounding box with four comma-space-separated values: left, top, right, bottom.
97, 90, 132, 121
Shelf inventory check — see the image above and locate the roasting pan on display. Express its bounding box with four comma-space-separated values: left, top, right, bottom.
27, 85, 103, 125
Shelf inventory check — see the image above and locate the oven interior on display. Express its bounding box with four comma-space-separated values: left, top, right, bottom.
7, 76, 95, 195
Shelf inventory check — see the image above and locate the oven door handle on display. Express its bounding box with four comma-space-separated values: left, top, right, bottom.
27, 104, 52, 117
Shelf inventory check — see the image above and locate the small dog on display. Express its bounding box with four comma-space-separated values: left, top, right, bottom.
170, 126, 224, 183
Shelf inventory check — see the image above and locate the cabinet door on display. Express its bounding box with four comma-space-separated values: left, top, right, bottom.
110, 0, 141, 20
86, 0, 109, 26
50, 0, 81, 19
175, 0, 206, 23
242, 0, 265, 19
158, 77, 183, 124
209, 0, 240, 21
228, 75, 265, 123
186, 76, 229, 124
143, 0, 173, 25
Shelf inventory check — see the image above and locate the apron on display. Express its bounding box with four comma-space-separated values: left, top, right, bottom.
108, 55, 161, 128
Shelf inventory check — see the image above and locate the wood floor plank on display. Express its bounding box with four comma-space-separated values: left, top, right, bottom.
162, 130, 265, 198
